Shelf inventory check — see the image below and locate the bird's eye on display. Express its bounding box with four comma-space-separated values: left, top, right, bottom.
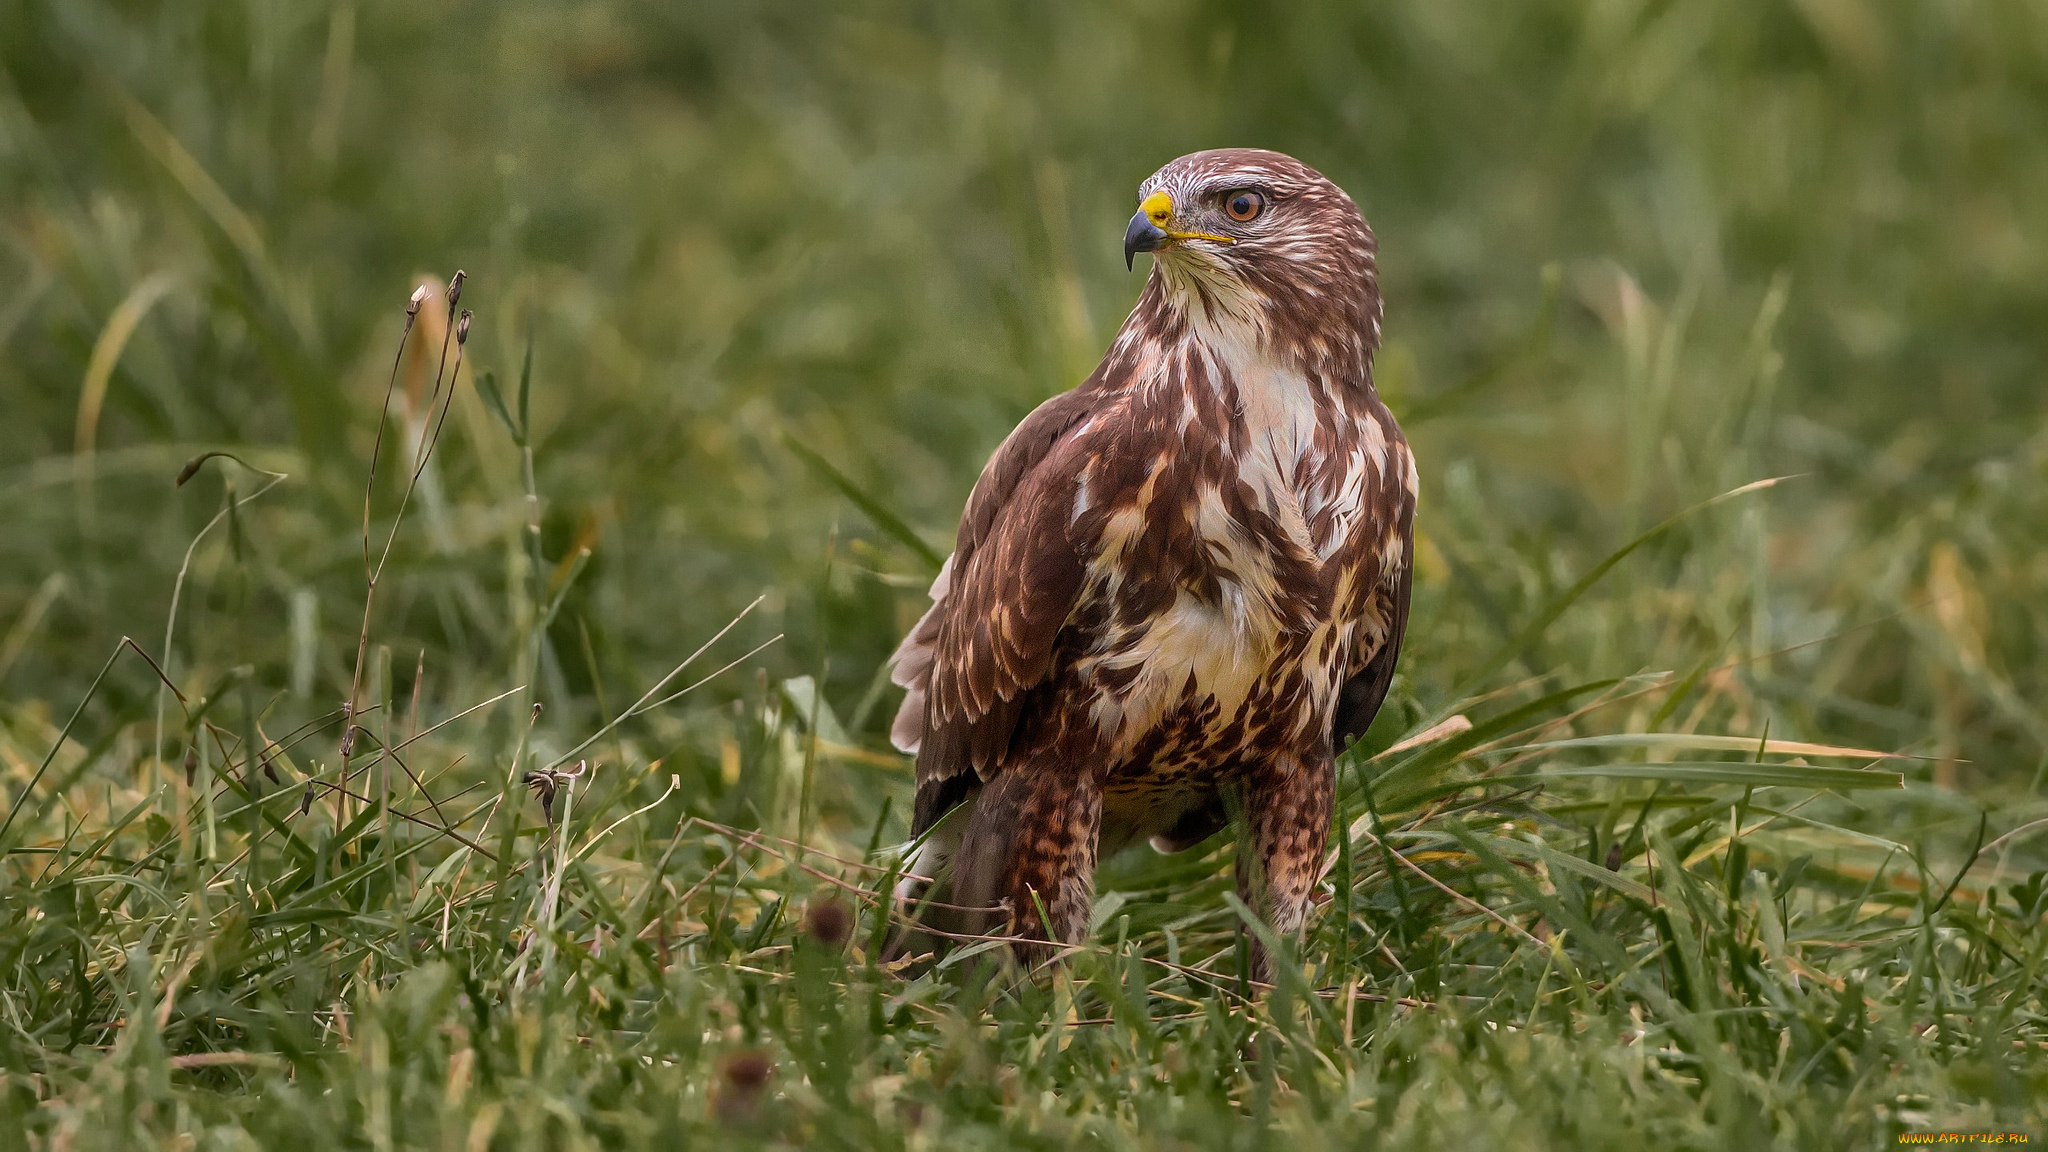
1224, 190, 1265, 222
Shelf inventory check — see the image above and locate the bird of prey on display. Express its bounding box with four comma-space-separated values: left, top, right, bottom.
888, 149, 1414, 980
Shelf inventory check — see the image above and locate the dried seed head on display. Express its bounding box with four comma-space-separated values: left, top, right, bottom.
803, 899, 852, 949
456, 309, 472, 345
721, 1050, 772, 1091
446, 270, 466, 312
407, 284, 428, 317
713, 1049, 774, 1122
522, 769, 559, 822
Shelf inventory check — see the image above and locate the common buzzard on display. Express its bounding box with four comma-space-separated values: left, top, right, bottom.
889, 148, 1414, 980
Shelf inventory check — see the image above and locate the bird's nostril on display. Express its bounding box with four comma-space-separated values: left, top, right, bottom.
1139, 190, 1175, 228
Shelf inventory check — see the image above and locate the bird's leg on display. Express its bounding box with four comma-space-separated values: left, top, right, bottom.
1234, 750, 1334, 985
954, 763, 1103, 969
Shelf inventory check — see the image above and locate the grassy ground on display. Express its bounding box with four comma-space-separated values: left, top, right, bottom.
3, 1, 2047, 1147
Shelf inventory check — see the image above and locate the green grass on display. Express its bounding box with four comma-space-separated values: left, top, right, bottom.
3, 1, 2047, 1147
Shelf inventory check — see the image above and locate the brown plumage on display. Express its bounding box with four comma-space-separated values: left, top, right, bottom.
888, 149, 1415, 980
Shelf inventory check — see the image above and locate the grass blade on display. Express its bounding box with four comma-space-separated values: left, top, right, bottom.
784, 434, 944, 570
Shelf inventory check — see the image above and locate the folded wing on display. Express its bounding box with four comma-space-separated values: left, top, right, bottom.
889, 388, 1099, 833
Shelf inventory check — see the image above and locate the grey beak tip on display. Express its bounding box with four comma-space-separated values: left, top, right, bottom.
1124, 210, 1167, 272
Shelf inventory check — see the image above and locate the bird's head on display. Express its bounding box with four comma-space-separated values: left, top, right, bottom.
1123, 149, 1380, 374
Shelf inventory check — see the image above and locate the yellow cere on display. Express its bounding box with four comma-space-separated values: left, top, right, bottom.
1141, 188, 1235, 246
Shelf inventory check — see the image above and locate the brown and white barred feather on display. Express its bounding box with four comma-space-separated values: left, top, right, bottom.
887, 149, 1415, 980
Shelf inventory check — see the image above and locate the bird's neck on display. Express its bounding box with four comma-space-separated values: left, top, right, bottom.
1101, 272, 1379, 396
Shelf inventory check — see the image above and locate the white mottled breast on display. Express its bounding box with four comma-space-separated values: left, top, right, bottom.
1076, 330, 1384, 757
1215, 342, 1325, 562
1083, 587, 1281, 751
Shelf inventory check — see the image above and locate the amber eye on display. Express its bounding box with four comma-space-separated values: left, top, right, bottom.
1224, 190, 1265, 222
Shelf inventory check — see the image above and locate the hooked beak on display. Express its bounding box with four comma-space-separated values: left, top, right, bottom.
1122, 189, 1233, 271
1124, 211, 1168, 271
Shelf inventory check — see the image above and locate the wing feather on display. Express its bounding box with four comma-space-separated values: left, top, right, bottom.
1334, 450, 1416, 751
1333, 559, 1411, 750
888, 388, 1098, 833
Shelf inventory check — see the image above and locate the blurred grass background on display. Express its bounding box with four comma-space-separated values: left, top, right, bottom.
2, 0, 2047, 1147
4, 0, 2045, 779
